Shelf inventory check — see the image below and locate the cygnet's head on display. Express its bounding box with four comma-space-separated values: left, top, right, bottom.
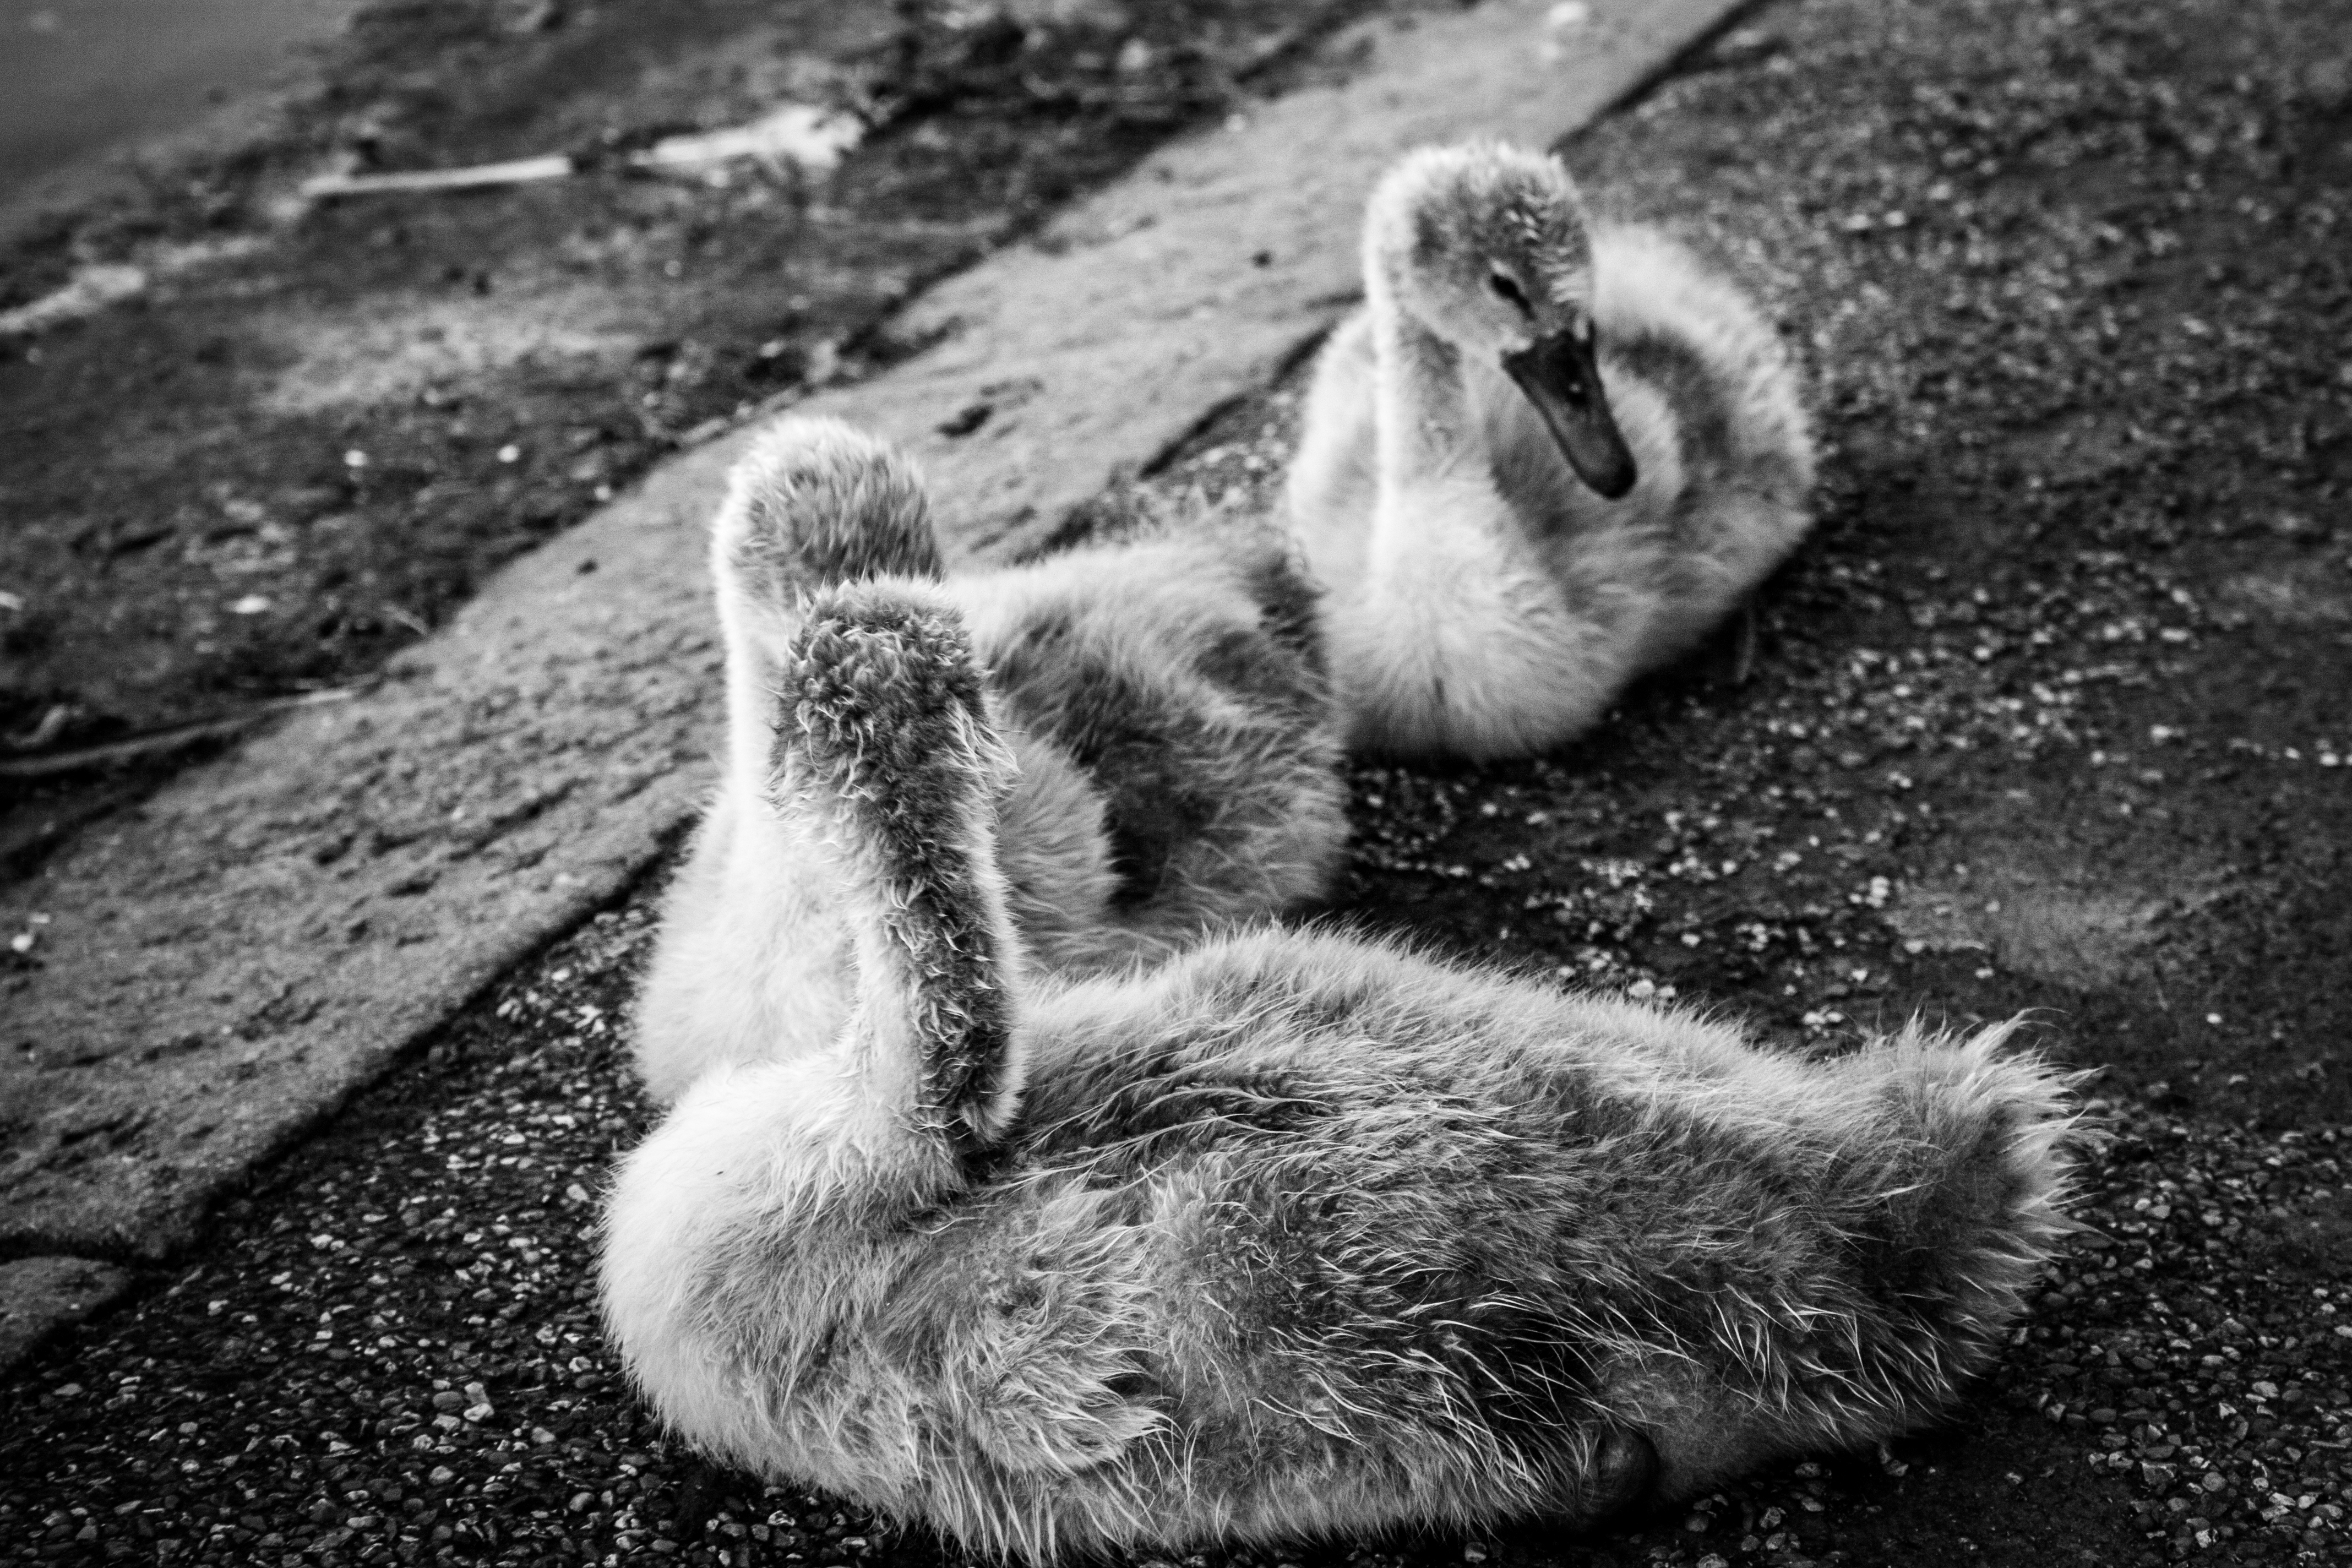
720, 415, 944, 601
1366, 142, 1637, 499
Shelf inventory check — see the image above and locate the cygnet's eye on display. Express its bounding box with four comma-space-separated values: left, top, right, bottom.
1487, 268, 1531, 313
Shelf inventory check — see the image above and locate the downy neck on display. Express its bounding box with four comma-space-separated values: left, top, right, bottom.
1365, 247, 1477, 497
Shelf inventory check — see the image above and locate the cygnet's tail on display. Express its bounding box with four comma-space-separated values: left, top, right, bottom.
714, 416, 945, 797
1811, 1022, 2088, 1427
1607, 1019, 2086, 1501
771, 580, 1028, 1146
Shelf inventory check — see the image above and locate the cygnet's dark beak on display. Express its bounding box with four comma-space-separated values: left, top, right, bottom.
1501, 329, 1637, 500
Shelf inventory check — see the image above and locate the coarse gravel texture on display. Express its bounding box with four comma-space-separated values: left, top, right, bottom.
5, 0, 2352, 1565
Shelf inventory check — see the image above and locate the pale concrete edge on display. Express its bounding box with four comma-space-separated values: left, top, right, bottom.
0, 1254, 138, 1374
0, 814, 696, 1373
176, 809, 701, 1256
1564, 0, 1768, 145
1002, 324, 1338, 561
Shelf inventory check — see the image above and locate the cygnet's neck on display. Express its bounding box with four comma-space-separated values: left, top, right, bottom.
724, 668, 796, 816
1364, 247, 1478, 498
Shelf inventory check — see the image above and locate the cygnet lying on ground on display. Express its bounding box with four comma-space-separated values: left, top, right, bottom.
602, 579, 2083, 1561
633, 416, 1346, 1103
1287, 140, 1817, 760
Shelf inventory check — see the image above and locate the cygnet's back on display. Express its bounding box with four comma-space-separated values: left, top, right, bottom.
633, 417, 1345, 1103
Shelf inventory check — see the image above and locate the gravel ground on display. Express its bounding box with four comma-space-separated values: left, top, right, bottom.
5, 0, 2351, 1565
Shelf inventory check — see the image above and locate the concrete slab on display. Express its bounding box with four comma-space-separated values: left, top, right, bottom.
0, 0, 1747, 1264
0, 1256, 133, 1368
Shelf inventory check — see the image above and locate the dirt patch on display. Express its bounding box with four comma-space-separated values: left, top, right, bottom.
256, 291, 643, 415
2218, 564, 2352, 629
0, 0, 1374, 875
1888, 842, 2230, 990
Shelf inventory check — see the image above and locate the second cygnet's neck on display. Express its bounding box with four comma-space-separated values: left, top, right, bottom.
1364, 248, 1479, 496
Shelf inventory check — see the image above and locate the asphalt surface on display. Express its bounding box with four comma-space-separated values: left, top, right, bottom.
5, 0, 2352, 1565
